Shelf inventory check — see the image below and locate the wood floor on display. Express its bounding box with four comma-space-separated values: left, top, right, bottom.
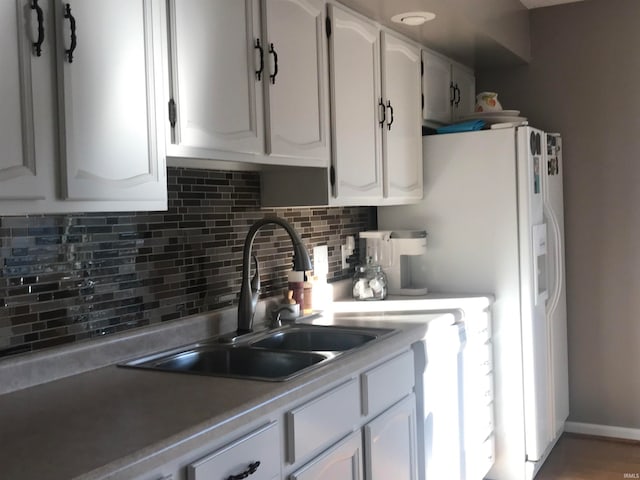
535, 433, 640, 479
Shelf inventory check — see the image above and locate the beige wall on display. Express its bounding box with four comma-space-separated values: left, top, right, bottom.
478, 0, 640, 428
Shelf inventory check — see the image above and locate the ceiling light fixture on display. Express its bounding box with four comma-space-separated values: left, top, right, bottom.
391, 11, 436, 26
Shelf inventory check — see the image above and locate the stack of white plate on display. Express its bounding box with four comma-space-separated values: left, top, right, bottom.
459, 110, 528, 128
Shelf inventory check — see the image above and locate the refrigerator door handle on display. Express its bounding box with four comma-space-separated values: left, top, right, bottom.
544, 205, 563, 315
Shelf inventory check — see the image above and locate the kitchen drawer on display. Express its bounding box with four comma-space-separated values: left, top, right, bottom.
361, 349, 415, 416
287, 378, 360, 464
187, 422, 280, 480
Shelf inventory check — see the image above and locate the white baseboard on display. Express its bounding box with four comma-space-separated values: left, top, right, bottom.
565, 422, 640, 441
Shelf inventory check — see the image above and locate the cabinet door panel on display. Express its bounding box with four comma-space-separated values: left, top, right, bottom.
422, 50, 452, 124
381, 32, 422, 201
364, 394, 418, 480
328, 4, 382, 203
56, 0, 165, 201
168, 0, 264, 155
0, 0, 44, 199
452, 63, 475, 120
263, 0, 329, 165
290, 431, 363, 480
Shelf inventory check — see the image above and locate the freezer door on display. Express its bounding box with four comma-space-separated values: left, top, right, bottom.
517, 128, 553, 462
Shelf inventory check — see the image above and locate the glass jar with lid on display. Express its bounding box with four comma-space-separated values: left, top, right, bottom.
352, 259, 387, 301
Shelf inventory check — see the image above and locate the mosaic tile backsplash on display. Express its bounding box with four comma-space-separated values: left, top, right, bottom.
0, 167, 374, 358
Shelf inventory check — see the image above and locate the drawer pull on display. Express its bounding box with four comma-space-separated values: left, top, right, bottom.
227, 461, 260, 480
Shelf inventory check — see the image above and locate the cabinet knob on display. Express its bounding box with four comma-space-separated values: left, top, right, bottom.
31, 0, 45, 57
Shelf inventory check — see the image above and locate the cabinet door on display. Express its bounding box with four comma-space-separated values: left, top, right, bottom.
364, 394, 418, 480
167, 0, 264, 157
56, 0, 166, 202
0, 0, 46, 200
290, 431, 363, 480
328, 4, 383, 204
262, 0, 330, 166
381, 32, 423, 202
421, 50, 452, 124
452, 63, 475, 121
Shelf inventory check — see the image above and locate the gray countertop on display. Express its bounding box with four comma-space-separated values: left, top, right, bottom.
0, 309, 449, 480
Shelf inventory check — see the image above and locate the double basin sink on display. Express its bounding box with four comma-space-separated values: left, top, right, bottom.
121, 323, 395, 382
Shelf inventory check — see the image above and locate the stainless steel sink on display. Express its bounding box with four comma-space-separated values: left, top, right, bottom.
251, 325, 392, 352
119, 323, 396, 381
121, 344, 331, 381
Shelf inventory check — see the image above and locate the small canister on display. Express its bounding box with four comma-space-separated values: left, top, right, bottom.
352, 262, 387, 301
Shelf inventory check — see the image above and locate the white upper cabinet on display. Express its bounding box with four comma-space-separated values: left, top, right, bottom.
452, 63, 476, 121
327, 4, 383, 204
261, 5, 424, 207
262, 0, 330, 165
0, 0, 45, 200
165, 0, 329, 168
422, 49, 475, 124
56, 0, 166, 202
381, 32, 423, 202
166, 0, 264, 158
422, 51, 452, 125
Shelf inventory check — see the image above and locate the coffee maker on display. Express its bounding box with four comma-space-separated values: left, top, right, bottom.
359, 230, 428, 296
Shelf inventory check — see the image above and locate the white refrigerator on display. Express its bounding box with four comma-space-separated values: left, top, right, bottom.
378, 127, 569, 480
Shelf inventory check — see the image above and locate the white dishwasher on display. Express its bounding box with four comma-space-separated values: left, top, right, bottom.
330, 294, 495, 480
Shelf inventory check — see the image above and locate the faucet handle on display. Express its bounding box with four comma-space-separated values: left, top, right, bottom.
251, 254, 261, 294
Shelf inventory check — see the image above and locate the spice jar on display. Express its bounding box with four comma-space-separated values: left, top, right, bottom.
352, 261, 387, 301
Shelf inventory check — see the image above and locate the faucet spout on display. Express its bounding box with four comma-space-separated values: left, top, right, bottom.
237, 217, 312, 334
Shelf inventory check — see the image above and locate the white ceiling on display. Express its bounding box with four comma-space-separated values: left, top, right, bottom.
520, 0, 583, 8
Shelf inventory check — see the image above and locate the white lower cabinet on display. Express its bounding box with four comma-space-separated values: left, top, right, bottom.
124, 347, 418, 480
364, 394, 418, 480
287, 349, 417, 480
188, 422, 281, 480
287, 378, 361, 464
290, 431, 363, 480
